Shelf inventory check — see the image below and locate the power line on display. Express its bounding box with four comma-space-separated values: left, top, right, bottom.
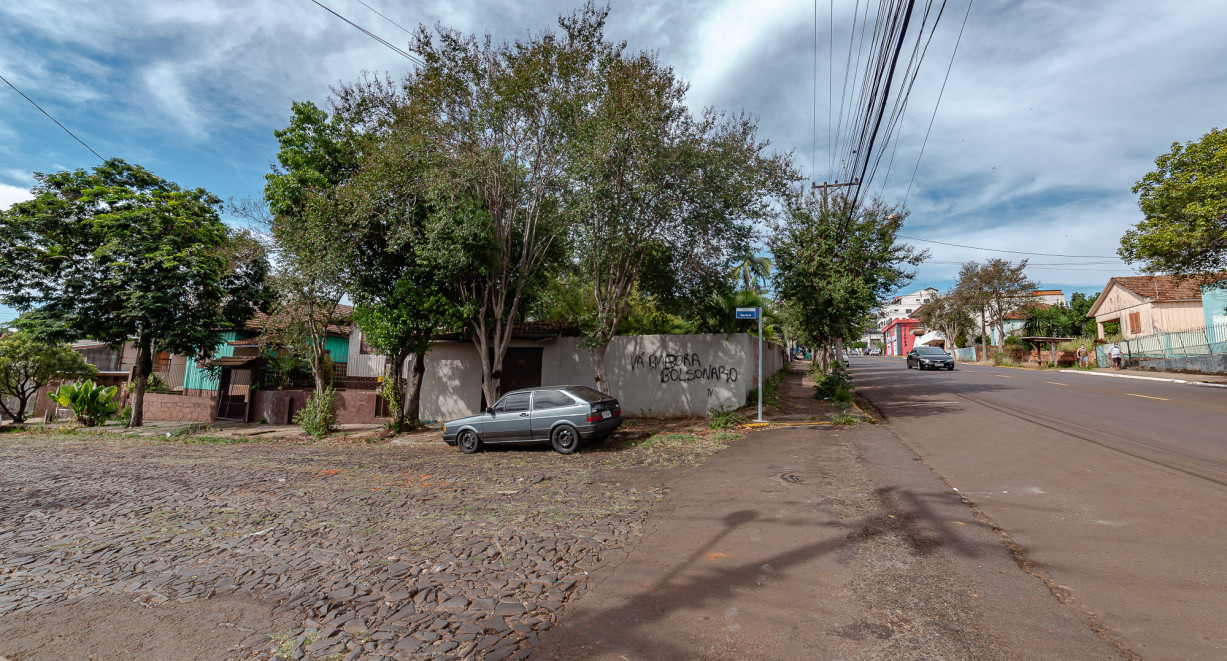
307, 0, 424, 66
352, 0, 415, 37
0, 73, 104, 162
899, 234, 1120, 259
904, 0, 973, 205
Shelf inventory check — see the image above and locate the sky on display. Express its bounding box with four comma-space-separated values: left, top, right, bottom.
3, 0, 1226, 324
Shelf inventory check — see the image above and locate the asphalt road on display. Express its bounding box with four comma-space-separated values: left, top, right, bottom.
851, 356, 1227, 660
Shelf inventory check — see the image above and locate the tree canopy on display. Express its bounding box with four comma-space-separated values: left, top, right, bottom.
0, 159, 268, 426
1120, 127, 1227, 278
0, 332, 97, 423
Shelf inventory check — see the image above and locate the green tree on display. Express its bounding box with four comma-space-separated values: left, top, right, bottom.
565, 32, 795, 392
264, 101, 361, 395
0, 332, 97, 423
956, 259, 1037, 353
772, 193, 926, 370
727, 250, 774, 294
1120, 127, 1227, 277
0, 159, 268, 426
914, 291, 972, 355
394, 8, 600, 405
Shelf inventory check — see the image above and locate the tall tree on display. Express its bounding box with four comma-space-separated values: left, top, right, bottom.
565, 37, 795, 393
264, 101, 361, 395
956, 259, 1037, 352
0, 159, 267, 426
397, 7, 602, 405
914, 291, 972, 354
772, 193, 926, 368
1120, 127, 1227, 278
727, 251, 774, 294
0, 332, 97, 423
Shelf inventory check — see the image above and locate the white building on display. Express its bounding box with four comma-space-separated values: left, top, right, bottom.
876, 287, 938, 330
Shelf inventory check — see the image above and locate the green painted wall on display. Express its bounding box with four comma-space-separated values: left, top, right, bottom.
183, 331, 239, 391
326, 336, 350, 364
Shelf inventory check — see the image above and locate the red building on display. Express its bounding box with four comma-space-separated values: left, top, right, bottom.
881, 317, 921, 356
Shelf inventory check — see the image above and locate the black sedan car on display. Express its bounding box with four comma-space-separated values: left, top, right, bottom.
442, 385, 622, 455
907, 346, 955, 370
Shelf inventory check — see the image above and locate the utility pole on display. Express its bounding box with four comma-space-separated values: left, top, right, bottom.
812, 180, 859, 213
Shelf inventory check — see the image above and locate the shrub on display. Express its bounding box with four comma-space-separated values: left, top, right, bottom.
991, 351, 1013, 367
146, 373, 170, 393
47, 380, 120, 427
831, 411, 859, 425
814, 360, 852, 400
708, 405, 748, 430
295, 387, 336, 438
833, 386, 854, 404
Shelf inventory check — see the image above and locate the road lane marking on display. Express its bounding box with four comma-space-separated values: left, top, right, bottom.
1045, 381, 1069, 386
992, 374, 1010, 378
1126, 393, 1169, 401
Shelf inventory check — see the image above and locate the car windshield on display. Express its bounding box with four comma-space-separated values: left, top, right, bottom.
564, 386, 608, 403
916, 347, 949, 355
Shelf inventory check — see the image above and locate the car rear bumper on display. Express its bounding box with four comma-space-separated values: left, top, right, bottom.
578, 417, 622, 439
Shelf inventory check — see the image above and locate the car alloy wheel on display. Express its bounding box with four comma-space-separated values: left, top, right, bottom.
458, 430, 482, 454
551, 425, 579, 455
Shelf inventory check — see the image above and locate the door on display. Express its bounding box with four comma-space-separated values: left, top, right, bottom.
483, 391, 532, 441
530, 388, 575, 441
500, 348, 543, 396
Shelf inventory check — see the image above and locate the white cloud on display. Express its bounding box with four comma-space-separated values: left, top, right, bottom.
0, 183, 33, 210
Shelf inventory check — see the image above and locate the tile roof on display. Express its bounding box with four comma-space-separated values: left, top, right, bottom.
1109, 275, 1208, 301
244, 304, 354, 336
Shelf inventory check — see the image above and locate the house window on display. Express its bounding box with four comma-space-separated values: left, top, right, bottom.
905, 309, 912, 314
359, 336, 373, 355
1128, 312, 1141, 334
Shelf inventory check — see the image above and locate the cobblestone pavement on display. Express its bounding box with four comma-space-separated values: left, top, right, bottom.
0, 423, 734, 660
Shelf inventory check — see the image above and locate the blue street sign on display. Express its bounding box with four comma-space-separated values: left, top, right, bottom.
735, 307, 759, 320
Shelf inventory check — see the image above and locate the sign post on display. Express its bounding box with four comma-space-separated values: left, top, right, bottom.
735, 307, 764, 422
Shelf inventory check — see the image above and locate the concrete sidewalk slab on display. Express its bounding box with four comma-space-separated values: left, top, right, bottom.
536, 423, 1117, 660
1059, 368, 1227, 388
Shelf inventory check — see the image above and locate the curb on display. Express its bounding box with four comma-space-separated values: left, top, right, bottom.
1057, 369, 1227, 389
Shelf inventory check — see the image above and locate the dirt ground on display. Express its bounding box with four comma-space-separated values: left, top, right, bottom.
0, 415, 739, 661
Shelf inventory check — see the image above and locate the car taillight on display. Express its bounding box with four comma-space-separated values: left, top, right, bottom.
587, 412, 600, 423
613, 407, 621, 417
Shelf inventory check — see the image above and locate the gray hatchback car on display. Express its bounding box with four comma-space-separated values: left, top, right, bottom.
442, 385, 622, 454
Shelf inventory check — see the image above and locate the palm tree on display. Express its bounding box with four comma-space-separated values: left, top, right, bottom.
727, 250, 773, 293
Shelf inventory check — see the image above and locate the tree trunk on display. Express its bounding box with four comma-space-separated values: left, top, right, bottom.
387, 350, 408, 432
313, 347, 329, 396
590, 341, 611, 395
833, 337, 844, 364
130, 336, 153, 427
404, 352, 425, 425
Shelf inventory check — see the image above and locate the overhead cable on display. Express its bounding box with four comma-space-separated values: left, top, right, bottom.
0, 72, 104, 162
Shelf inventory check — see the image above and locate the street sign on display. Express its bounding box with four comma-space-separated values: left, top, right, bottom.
735, 307, 759, 320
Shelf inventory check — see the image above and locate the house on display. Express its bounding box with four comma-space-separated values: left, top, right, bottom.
881, 317, 921, 356
1087, 276, 1215, 339
861, 287, 937, 348
980, 290, 1065, 345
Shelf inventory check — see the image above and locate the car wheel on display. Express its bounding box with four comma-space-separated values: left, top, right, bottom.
947, 365, 955, 371
551, 425, 579, 454
458, 430, 482, 454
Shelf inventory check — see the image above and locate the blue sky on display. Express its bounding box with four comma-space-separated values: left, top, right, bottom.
4, 0, 1227, 325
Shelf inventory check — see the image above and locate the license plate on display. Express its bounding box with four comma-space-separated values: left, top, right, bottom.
601, 410, 611, 419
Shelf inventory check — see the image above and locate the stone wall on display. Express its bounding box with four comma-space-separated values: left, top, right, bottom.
251, 389, 384, 425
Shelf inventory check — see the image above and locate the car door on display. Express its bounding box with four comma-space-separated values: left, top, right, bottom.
906, 350, 916, 367
484, 391, 533, 442
530, 389, 576, 440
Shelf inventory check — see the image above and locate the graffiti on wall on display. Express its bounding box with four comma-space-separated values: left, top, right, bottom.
630, 351, 739, 384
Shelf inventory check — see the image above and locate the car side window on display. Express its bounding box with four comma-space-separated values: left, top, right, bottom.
498, 392, 530, 413
532, 390, 573, 410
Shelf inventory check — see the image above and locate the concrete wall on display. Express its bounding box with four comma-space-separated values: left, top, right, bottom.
250, 389, 382, 425
415, 333, 785, 420
142, 392, 217, 423
1135, 354, 1227, 375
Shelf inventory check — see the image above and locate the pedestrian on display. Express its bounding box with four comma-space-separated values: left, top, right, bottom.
1076, 343, 1089, 368
1109, 342, 1123, 369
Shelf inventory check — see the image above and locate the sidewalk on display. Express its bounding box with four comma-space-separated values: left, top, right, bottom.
1064, 366, 1227, 385
535, 371, 1117, 660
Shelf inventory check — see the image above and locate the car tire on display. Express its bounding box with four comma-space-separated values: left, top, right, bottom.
458, 430, 482, 454
551, 425, 579, 455
947, 365, 955, 371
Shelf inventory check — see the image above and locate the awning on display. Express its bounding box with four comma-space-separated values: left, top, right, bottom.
205, 356, 265, 368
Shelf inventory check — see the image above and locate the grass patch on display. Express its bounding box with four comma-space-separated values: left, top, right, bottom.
171, 434, 257, 445
624, 432, 704, 449
831, 412, 859, 425
713, 431, 742, 442
707, 405, 747, 430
